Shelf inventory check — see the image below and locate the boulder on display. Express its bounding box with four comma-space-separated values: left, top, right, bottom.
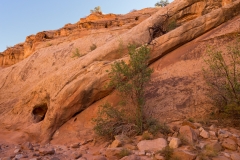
169, 138, 181, 149
173, 150, 197, 160
205, 141, 222, 152
70, 143, 80, 148
70, 151, 82, 159
179, 125, 198, 144
137, 138, 167, 152
200, 129, 210, 139
212, 156, 230, 160
120, 155, 140, 160
110, 139, 122, 148
21, 142, 33, 150
39, 148, 55, 155
222, 138, 238, 151
154, 154, 164, 160
230, 153, 240, 160
182, 121, 198, 129
93, 155, 107, 160
104, 148, 123, 159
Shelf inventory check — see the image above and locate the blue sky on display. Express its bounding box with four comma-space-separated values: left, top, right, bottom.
0, 0, 173, 52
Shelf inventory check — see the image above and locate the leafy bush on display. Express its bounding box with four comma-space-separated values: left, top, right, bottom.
93, 44, 154, 138
90, 6, 102, 14
203, 36, 240, 118
155, 0, 169, 7
108, 44, 153, 134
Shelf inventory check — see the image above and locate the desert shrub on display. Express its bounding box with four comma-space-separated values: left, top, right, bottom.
178, 135, 189, 146
166, 19, 177, 32
108, 44, 153, 134
159, 146, 173, 160
158, 122, 171, 135
197, 146, 218, 160
145, 118, 171, 135
71, 48, 82, 58
155, 0, 169, 7
142, 131, 153, 140
90, 43, 97, 51
144, 118, 171, 135
90, 6, 102, 14
93, 44, 154, 138
118, 148, 131, 158
92, 102, 138, 139
203, 36, 240, 118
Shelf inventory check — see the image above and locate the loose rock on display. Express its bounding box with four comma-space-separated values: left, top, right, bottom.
137, 138, 167, 152
222, 138, 238, 151
39, 147, 55, 155
169, 138, 181, 149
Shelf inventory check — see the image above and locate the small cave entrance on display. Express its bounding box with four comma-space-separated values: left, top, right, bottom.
32, 103, 48, 123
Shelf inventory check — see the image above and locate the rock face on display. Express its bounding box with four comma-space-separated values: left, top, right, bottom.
0, 0, 240, 145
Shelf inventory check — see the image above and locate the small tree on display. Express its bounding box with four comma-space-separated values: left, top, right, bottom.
90, 6, 102, 14
203, 36, 240, 117
108, 44, 153, 133
155, 0, 169, 7
93, 44, 153, 138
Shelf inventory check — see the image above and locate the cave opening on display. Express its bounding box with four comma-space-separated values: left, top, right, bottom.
32, 103, 48, 123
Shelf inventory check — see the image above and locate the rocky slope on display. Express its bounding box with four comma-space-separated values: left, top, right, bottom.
0, 0, 240, 159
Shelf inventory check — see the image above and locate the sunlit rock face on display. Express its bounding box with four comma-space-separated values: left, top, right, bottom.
0, 0, 239, 144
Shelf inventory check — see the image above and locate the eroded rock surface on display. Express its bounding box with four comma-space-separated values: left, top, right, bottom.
0, 0, 240, 147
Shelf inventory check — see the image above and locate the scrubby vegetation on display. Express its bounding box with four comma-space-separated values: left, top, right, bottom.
203, 35, 240, 120
159, 146, 174, 160
118, 148, 131, 158
93, 44, 157, 138
90, 6, 102, 14
155, 0, 169, 7
71, 48, 82, 58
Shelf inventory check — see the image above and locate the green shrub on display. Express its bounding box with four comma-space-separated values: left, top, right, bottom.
203, 35, 240, 118
108, 44, 153, 134
166, 19, 178, 32
93, 44, 154, 138
159, 146, 173, 160
144, 118, 160, 135
118, 148, 131, 158
155, 0, 169, 7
